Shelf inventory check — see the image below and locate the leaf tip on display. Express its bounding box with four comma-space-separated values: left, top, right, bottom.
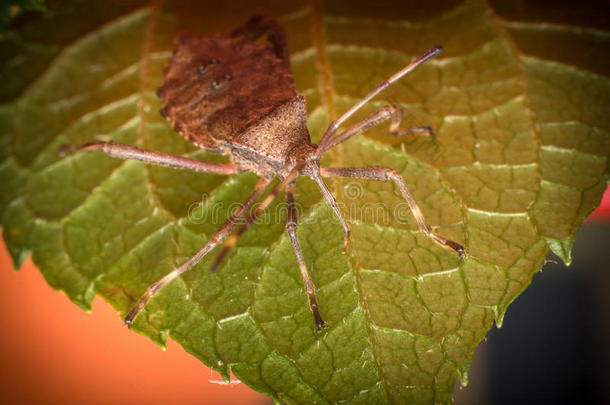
547, 237, 573, 266
493, 305, 506, 328
8, 246, 30, 270
456, 366, 469, 387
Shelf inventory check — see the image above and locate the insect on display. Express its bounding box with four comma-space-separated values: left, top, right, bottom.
63, 16, 465, 332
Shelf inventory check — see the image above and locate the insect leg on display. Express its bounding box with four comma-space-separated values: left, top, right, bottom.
320, 166, 465, 258
61, 141, 238, 175
311, 168, 351, 252
316, 46, 442, 157
211, 166, 305, 271
210, 236, 238, 272
320, 105, 432, 154
285, 181, 327, 331
124, 176, 270, 327
210, 200, 261, 272
231, 15, 290, 69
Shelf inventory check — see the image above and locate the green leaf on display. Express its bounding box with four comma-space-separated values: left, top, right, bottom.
1, 1, 608, 404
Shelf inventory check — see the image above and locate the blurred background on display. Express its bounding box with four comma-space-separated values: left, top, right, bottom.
1, 189, 608, 404
453, 220, 610, 405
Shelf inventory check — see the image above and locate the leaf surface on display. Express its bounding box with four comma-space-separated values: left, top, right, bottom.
1, 1, 608, 404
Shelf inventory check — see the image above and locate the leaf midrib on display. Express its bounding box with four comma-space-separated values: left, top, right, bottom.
307, 2, 395, 402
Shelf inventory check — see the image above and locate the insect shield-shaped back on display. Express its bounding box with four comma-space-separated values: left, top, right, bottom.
156, 33, 302, 162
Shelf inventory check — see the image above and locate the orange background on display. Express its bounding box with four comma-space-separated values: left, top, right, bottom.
0, 240, 269, 405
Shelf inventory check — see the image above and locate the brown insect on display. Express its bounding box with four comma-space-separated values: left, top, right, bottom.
63, 16, 465, 332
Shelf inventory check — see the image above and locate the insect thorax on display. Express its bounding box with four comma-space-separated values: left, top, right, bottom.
229, 95, 313, 179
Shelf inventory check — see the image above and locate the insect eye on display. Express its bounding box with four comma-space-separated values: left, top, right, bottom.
208, 58, 220, 65
223, 74, 233, 81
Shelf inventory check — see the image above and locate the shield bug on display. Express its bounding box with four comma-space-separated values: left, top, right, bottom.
63, 15, 465, 332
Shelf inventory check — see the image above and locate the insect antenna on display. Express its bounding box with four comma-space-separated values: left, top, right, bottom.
315, 46, 442, 157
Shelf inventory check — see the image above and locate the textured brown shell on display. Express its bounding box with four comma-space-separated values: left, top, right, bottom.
157, 34, 298, 154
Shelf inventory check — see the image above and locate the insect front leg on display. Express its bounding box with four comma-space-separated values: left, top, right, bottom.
286, 181, 327, 332
61, 141, 237, 175
320, 166, 465, 258
320, 105, 433, 153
